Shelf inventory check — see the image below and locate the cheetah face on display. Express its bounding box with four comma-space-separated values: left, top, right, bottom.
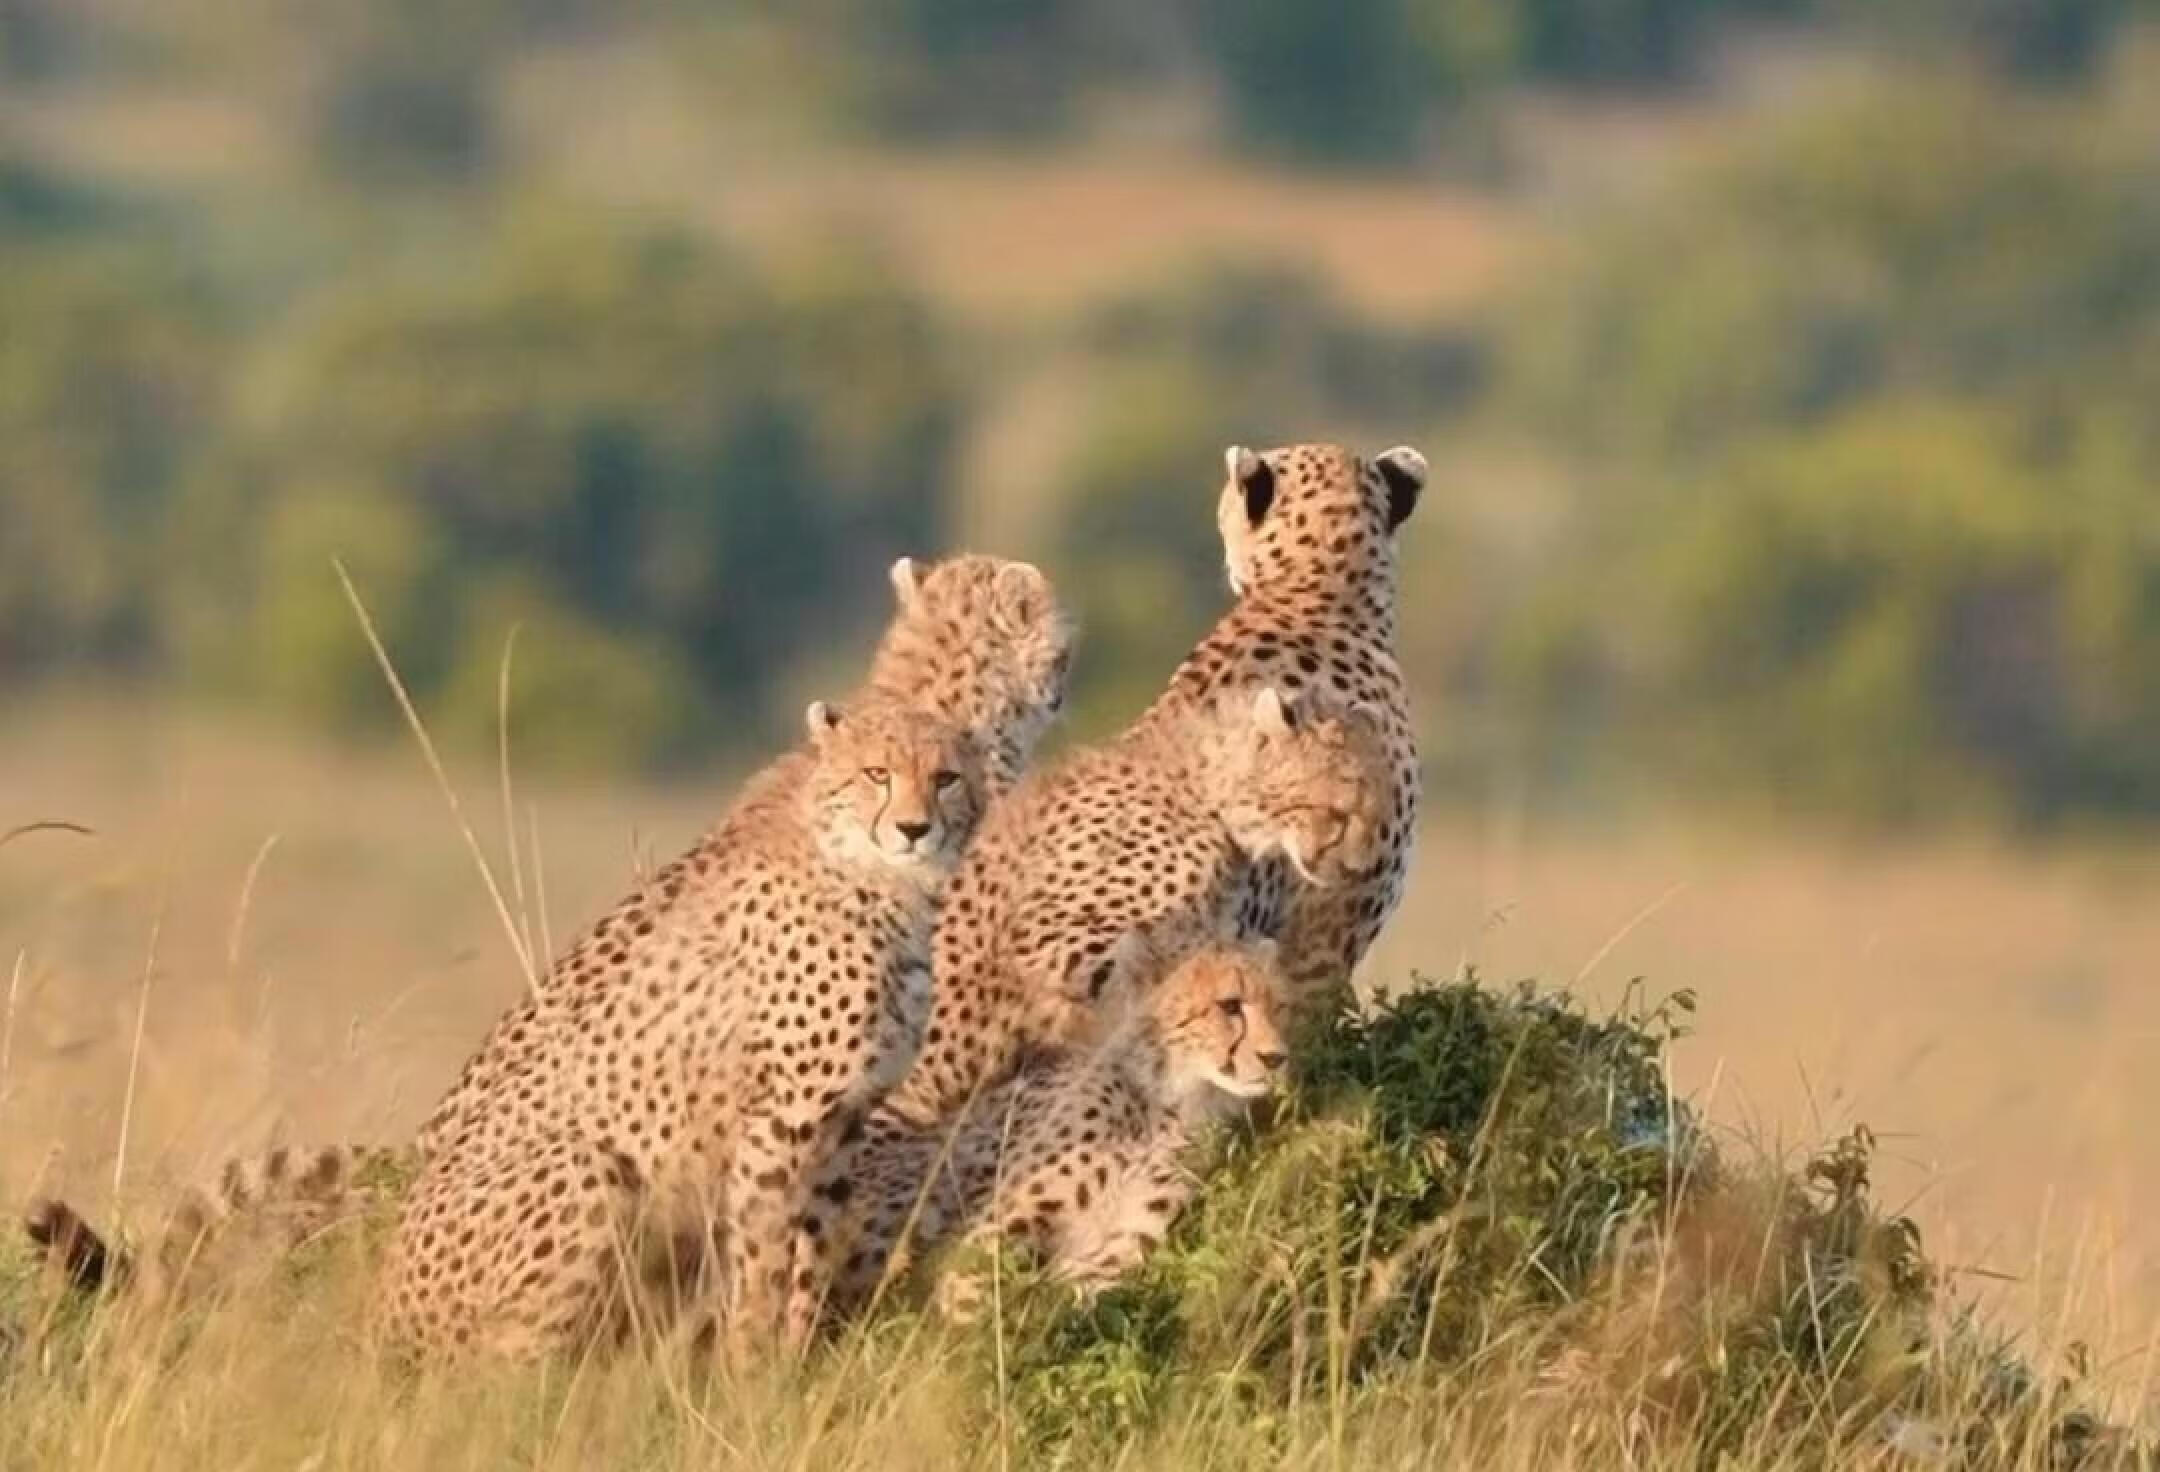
1156, 942, 1290, 1103
889, 555, 1078, 738
1244, 689, 1392, 886
1215, 444, 1428, 596
805, 700, 984, 880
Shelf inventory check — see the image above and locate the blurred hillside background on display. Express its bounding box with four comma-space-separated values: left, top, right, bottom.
3, 0, 2160, 1376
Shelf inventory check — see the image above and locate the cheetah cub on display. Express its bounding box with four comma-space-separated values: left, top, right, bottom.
886, 684, 1389, 1129
840, 940, 1290, 1309
381, 699, 982, 1361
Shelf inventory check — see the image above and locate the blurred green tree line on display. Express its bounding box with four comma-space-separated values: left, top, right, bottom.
5, 4, 2160, 830
1493, 85, 2160, 825
0, 191, 958, 767
2, 0, 2147, 170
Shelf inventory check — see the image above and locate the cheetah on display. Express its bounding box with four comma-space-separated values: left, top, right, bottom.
416, 553, 1073, 1160
883, 682, 1389, 1131
380, 698, 985, 1360
1149, 442, 1427, 1006
835, 940, 1290, 1310
18, 554, 1073, 1334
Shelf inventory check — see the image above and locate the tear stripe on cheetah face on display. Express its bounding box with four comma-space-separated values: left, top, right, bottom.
803, 699, 983, 886
1121, 938, 1291, 1111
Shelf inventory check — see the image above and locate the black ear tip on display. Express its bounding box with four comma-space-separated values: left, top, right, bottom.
1230, 446, 1277, 526
1374, 445, 1427, 528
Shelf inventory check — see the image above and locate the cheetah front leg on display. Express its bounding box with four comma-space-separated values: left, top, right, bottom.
1279, 872, 1396, 1011
721, 1090, 865, 1356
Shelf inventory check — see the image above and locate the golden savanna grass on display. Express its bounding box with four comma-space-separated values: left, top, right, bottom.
0, 693, 2155, 1468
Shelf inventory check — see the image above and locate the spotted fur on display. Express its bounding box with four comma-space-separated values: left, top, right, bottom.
21, 1145, 410, 1308
884, 677, 1391, 1131
1152, 442, 1426, 1003
415, 554, 1074, 1162
381, 700, 985, 1359
834, 941, 1290, 1310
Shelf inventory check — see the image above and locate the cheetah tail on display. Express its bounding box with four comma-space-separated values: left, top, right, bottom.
23, 1143, 418, 1303
23, 1195, 128, 1293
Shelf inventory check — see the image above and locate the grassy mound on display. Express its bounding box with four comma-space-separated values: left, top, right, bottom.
1, 976, 2150, 1470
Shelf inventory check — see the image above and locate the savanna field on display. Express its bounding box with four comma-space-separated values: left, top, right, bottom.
7, 1, 2160, 1465
0, 694, 2155, 1468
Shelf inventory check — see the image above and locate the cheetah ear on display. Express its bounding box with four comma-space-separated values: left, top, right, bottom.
1373, 446, 1427, 531
992, 561, 1049, 629
1227, 445, 1276, 526
1247, 936, 1280, 965
1251, 686, 1295, 741
804, 700, 845, 748
889, 557, 922, 611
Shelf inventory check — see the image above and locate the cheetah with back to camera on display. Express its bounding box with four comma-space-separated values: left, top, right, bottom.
18, 555, 1075, 1335
1157, 442, 1426, 1004
882, 683, 1391, 1131
383, 698, 984, 1359
836, 939, 1291, 1309
883, 442, 1423, 1129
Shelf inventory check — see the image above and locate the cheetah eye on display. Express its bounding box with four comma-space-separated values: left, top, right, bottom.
933, 770, 962, 791
863, 767, 890, 786
1216, 998, 1244, 1019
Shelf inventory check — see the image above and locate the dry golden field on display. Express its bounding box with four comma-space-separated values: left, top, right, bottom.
3, 694, 2154, 1398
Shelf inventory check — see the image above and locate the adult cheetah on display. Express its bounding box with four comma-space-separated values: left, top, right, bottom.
1159, 442, 1427, 1004
836, 940, 1290, 1310
884, 683, 1390, 1130
417, 553, 1073, 1160
384, 698, 984, 1360
19, 554, 1075, 1335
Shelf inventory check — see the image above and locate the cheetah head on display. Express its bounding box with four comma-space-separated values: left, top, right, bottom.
1215, 443, 1427, 596
1153, 941, 1290, 1105
804, 699, 984, 882
1221, 688, 1391, 886
884, 554, 1078, 751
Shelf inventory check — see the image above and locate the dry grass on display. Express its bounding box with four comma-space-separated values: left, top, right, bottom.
1369, 820, 2160, 1350
2, 698, 2155, 1362
0, 695, 2154, 1470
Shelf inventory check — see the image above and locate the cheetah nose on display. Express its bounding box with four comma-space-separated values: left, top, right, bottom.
1257, 1049, 1288, 1072
896, 819, 932, 844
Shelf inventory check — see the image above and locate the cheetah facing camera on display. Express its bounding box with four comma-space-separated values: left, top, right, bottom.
17, 554, 1075, 1337
886, 682, 1391, 1131
416, 552, 1073, 1160
835, 939, 1291, 1312
382, 698, 984, 1361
